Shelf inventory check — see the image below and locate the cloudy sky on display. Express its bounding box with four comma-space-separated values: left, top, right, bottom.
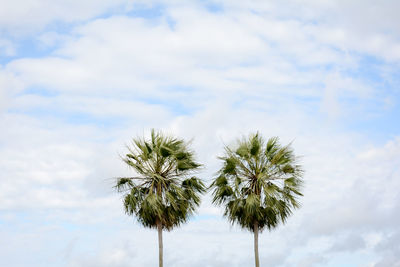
1, 0, 400, 266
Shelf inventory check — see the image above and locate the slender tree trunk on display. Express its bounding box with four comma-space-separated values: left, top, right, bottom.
157, 220, 163, 267
254, 222, 260, 267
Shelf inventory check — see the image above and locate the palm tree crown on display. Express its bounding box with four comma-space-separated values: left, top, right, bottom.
115, 129, 206, 230
211, 133, 304, 232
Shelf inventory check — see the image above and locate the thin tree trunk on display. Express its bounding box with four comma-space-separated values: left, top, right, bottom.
254, 222, 260, 267
157, 220, 163, 267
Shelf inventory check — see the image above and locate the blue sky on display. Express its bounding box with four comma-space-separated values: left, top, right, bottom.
1, 1, 400, 266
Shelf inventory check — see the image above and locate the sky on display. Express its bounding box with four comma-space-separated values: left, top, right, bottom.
1, 0, 400, 266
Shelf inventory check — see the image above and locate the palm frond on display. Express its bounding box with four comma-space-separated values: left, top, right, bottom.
114, 129, 205, 231
210, 132, 304, 233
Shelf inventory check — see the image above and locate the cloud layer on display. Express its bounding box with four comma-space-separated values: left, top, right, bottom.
1, 1, 400, 266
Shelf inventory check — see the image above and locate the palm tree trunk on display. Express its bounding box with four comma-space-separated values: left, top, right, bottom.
254, 222, 260, 267
157, 220, 163, 267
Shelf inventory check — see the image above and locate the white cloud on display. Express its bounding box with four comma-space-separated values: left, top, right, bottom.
4, 7, 385, 121
1, 1, 400, 266
1, 89, 399, 266
0, 39, 16, 56
0, 0, 135, 35
0, 67, 24, 111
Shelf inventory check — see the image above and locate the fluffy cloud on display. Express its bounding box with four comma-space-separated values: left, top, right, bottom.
0, 0, 137, 35
1, 1, 399, 267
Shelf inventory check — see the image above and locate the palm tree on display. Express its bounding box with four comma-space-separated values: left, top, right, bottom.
114, 129, 205, 267
210, 133, 304, 267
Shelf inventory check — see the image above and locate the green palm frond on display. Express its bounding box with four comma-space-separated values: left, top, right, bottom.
211, 133, 304, 233
115, 129, 205, 231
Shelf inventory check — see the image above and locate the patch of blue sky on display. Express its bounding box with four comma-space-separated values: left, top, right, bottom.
125, 3, 165, 19
1, 208, 121, 238
92, 2, 177, 29
142, 96, 195, 116
1, 44, 35, 65
135, 86, 202, 116
60, 112, 125, 129
12, 85, 196, 127
0, 54, 13, 65
346, 53, 396, 84
18, 87, 60, 97
333, 92, 400, 145
0, 38, 54, 65
166, 15, 177, 30
0, 4, 170, 65
42, 19, 77, 36
203, 1, 224, 13
38, 4, 167, 39
234, 87, 322, 110
14, 88, 109, 127
262, 51, 400, 141
342, 103, 400, 143
8, 106, 126, 129
333, 56, 400, 141
0, 21, 76, 64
